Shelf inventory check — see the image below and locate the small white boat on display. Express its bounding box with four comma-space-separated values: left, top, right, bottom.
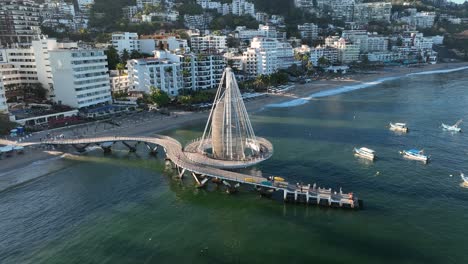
442, 119, 462, 132
390, 122, 408, 133
461, 172, 468, 184
354, 147, 375, 161
400, 149, 428, 163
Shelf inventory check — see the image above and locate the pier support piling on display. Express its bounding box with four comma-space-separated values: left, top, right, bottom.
122, 141, 139, 152
71, 144, 89, 153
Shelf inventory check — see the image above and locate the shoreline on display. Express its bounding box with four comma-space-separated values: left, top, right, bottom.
1, 62, 468, 190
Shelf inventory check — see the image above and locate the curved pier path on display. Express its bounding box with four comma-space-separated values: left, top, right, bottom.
10, 135, 360, 209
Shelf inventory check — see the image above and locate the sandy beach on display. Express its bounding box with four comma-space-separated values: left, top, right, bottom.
1, 62, 468, 189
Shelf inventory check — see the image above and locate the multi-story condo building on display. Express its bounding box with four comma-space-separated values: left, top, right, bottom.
0, 0, 41, 47
122, 6, 138, 20
341, 30, 388, 53
235, 24, 282, 41
197, 0, 222, 10
127, 53, 183, 96
109, 70, 130, 94
140, 34, 188, 52
310, 45, 339, 66
353, 2, 392, 23
242, 37, 294, 77
190, 35, 227, 53
77, 0, 95, 11
367, 34, 388, 52
49, 49, 112, 108
127, 50, 224, 95
255, 12, 269, 23
231, 0, 255, 17
111, 32, 156, 55
0, 47, 37, 89
181, 53, 225, 91
0, 36, 78, 97
342, 30, 367, 52
327, 37, 360, 64
184, 14, 213, 30
137, 0, 158, 8
294, 0, 314, 8
312, 0, 356, 21
298, 23, 318, 42
400, 12, 436, 28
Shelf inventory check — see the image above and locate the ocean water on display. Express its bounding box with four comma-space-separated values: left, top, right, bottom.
1, 68, 468, 263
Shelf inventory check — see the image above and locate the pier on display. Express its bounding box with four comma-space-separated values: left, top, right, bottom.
31, 135, 361, 209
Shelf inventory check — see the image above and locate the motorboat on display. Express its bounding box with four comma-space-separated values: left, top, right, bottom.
400, 149, 428, 163
442, 119, 462, 132
354, 147, 375, 161
390, 122, 408, 133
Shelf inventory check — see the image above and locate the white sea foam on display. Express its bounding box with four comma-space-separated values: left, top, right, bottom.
266, 65, 468, 109
405, 65, 468, 76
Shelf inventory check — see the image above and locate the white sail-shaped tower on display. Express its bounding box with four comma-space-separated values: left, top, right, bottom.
200, 68, 259, 160
184, 67, 273, 169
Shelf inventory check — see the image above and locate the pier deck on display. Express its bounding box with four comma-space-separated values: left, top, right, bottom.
27, 135, 360, 209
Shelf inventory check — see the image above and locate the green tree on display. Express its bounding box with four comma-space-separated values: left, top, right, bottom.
116, 63, 126, 74
149, 86, 170, 107
317, 56, 330, 67
130, 50, 143, 59
121, 49, 130, 63
105, 46, 120, 70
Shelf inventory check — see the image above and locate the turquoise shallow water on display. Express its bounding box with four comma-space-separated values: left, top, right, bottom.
1, 69, 468, 263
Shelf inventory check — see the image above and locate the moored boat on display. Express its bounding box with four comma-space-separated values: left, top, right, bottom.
442, 119, 462, 132
390, 122, 408, 133
461, 172, 468, 185
354, 147, 375, 161
400, 149, 428, 163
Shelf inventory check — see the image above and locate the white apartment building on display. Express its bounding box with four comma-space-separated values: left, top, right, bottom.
313, 0, 355, 21
341, 30, 388, 53
109, 70, 130, 93
142, 11, 179, 22
127, 55, 183, 96
342, 30, 368, 52
190, 35, 227, 53
184, 14, 213, 30
136, 0, 161, 9
49, 49, 112, 108
327, 37, 360, 64
197, 0, 222, 9
0, 76, 7, 113
353, 2, 392, 23
181, 53, 225, 91
111, 32, 156, 55
0, 37, 62, 96
400, 12, 436, 29
235, 24, 280, 41
367, 34, 388, 52
294, 0, 314, 8
298, 23, 318, 42
122, 6, 138, 19
401, 32, 433, 51
242, 37, 294, 77
310, 46, 339, 66
154, 36, 189, 52
231, 0, 255, 17
0, 0, 41, 47
77, 0, 95, 10
0, 48, 38, 89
